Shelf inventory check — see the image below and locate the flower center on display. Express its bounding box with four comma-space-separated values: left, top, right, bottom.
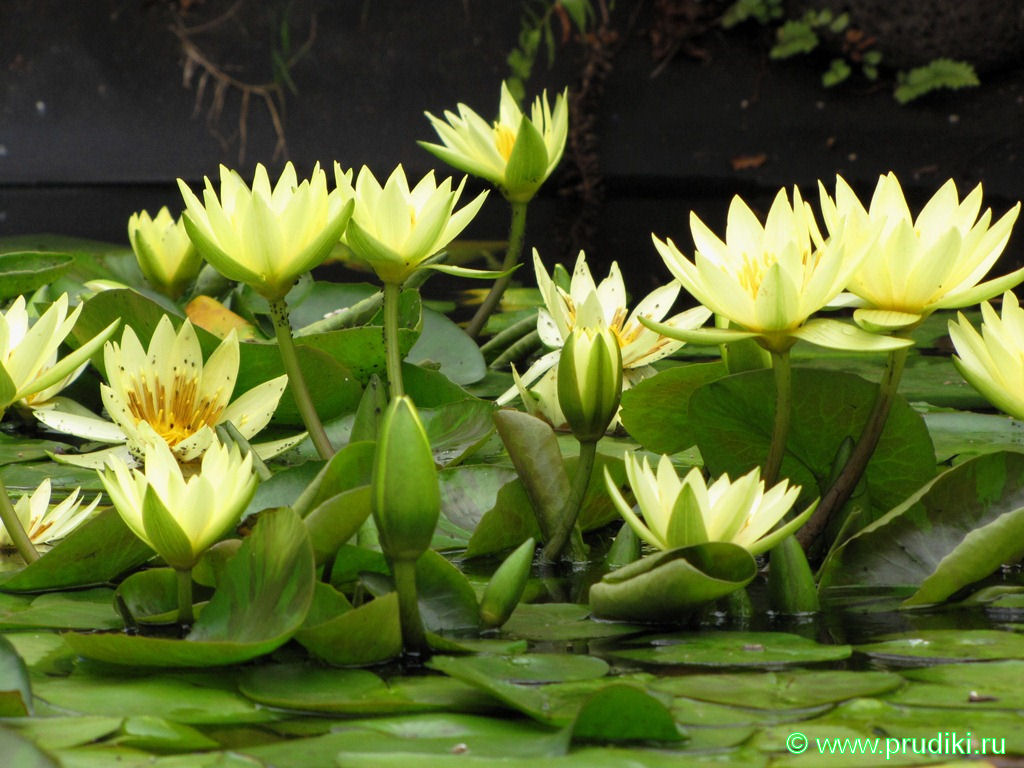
124, 369, 224, 447
494, 124, 516, 161
737, 252, 776, 298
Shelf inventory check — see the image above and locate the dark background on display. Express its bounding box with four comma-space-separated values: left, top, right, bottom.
3, 0, 1024, 293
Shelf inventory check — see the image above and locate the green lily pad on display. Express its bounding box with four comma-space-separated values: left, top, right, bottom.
0, 509, 153, 593
115, 568, 178, 625
62, 507, 315, 667
0, 251, 75, 299
0, 588, 121, 631
590, 543, 757, 623
888, 660, 1024, 709
819, 451, 1024, 606
0, 634, 32, 716
613, 631, 852, 668
923, 411, 1024, 463
855, 629, 1024, 663
0, 434, 74, 466
619, 361, 727, 454
114, 715, 220, 752
464, 477, 543, 558
571, 684, 683, 743
34, 671, 280, 724
295, 592, 402, 666
420, 399, 496, 467
0, 727, 59, 768
429, 653, 609, 684
689, 368, 936, 515
438, 464, 518, 537
2, 715, 122, 750
653, 669, 901, 709
500, 603, 645, 643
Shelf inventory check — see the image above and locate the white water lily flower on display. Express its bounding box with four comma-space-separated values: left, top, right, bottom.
178, 162, 354, 300
100, 432, 256, 570
35, 315, 291, 464
420, 81, 568, 202
0, 294, 118, 415
949, 291, 1024, 420
334, 164, 488, 285
498, 250, 711, 423
605, 454, 814, 556
128, 207, 202, 299
650, 187, 911, 353
0, 479, 100, 550
820, 173, 1022, 332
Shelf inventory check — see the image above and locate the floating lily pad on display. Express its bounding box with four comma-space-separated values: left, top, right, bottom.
614, 632, 852, 669
114, 715, 220, 752
501, 603, 644, 643
296, 592, 402, 666
0, 727, 59, 768
2, 715, 122, 750
430, 653, 609, 684
652, 669, 901, 709
0, 634, 32, 716
855, 629, 1024, 664
888, 660, 1024, 709
0, 588, 121, 631
571, 684, 683, 743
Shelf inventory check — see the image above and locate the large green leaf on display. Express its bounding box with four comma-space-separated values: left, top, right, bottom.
295, 592, 402, 666
61, 507, 315, 666
819, 451, 1024, 606
619, 362, 727, 453
690, 368, 936, 513
0, 509, 153, 593
590, 542, 757, 622
0, 252, 75, 299
855, 629, 1024, 663
614, 632, 852, 668
923, 411, 1024, 463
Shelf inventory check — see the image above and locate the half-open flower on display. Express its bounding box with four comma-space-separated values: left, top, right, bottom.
0, 294, 118, 416
949, 291, 1024, 420
420, 81, 568, 203
820, 173, 1022, 332
178, 162, 354, 300
0, 479, 100, 551
35, 315, 291, 465
128, 207, 202, 299
498, 250, 711, 422
335, 164, 488, 285
606, 454, 814, 556
99, 431, 256, 570
649, 188, 911, 353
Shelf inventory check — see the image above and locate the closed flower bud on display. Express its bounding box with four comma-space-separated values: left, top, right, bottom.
479, 537, 535, 628
557, 324, 623, 442
128, 207, 202, 299
371, 396, 440, 562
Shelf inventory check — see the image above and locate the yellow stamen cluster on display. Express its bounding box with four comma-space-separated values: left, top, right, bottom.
123, 369, 225, 447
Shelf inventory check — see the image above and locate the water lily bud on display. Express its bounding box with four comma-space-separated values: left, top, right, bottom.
371, 396, 440, 562
479, 537, 535, 628
128, 207, 202, 299
557, 325, 622, 442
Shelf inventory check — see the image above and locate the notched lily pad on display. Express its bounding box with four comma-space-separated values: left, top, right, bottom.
855, 629, 1024, 664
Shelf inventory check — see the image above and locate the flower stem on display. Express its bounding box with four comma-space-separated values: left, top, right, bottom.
764, 350, 793, 486
392, 557, 427, 656
542, 438, 598, 562
269, 297, 334, 460
383, 282, 405, 400
0, 476, 38, 564
464, 200, 529, 339
176, 567, 194, 627
797, 345, 909, 551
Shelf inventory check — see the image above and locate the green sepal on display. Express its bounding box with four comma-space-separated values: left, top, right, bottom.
141, 486, 194, 571
502, 116, 549, 202
665, 483, 709, 549
422, 262, 521, 280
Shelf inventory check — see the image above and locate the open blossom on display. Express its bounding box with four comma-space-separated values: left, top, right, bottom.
649, 187, 911, 353
35, 315, 293, 466
606, 454, 814, 556
420, 81, 568, 202
949, 291, 1024, 421
820, 173, 1022, 331
335, 164, 487, 285
100, 432, 256, 570
0, 294, 118, 415
498, 250, 710, 425
0, 479, 100, 550
178, 162, 354, 300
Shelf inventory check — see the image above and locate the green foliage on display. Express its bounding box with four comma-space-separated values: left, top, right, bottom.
894, 57, 980, 104
721, 0, 783, 28
507, 0, 596, 101
769, 19, 818, 59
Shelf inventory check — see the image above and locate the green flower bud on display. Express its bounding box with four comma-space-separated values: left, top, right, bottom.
128, 207, 201, 299
479, 537, 535, 628
371, 396, 440, 562
557, 326, 623, 442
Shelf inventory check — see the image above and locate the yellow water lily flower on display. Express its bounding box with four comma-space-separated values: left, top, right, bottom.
498, 250, 711, 422
178, 162, 354, 300
0, 294, 118, 416
420, 81, 568, 202
820, 173, 1022, 332
35, 315, 291, 464
649, 187, 911, 353
128, 207, 202, 299
99, 431, 256, 570
949, 291, 1024, 420
606, 454, 814, 556
0, 479, 100, 551
334, 164, 488, 285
